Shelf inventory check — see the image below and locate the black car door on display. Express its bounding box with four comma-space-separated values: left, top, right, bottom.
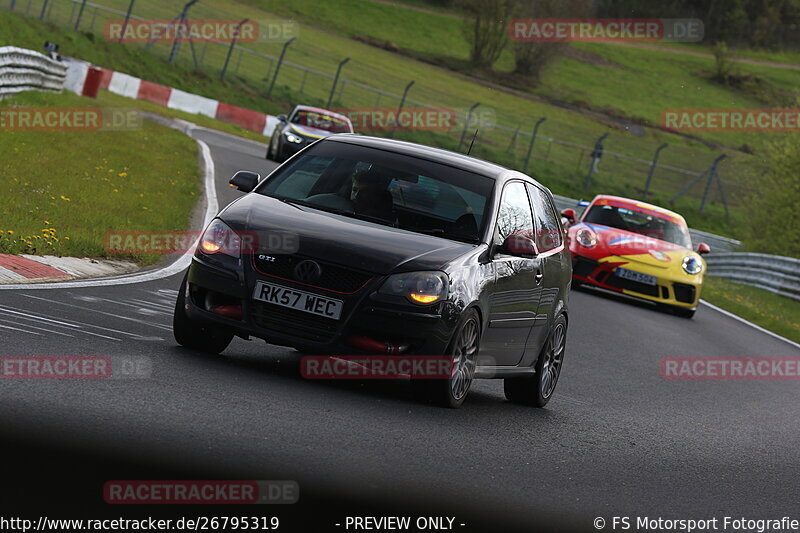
523, 183, 567, 356
480, 181, 544, 367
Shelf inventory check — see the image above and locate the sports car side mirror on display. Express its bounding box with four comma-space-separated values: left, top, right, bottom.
560, 208, 576, 223
277, 114, 288, 122
696, 242, 711, 255
229, 170, 260, 193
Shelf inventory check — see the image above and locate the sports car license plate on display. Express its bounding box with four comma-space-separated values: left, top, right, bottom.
253, 281, 343, 320
615, 268, 657, 286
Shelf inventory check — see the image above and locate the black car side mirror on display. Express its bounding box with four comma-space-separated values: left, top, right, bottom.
229, 170, 260, 193
499, 230, 537, 258
277, 114, 288, 122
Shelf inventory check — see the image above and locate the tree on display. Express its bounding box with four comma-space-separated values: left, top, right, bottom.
460, 0, 516, 69
510, 0, 590, 82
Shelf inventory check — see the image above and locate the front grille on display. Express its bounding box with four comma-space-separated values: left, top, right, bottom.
673, 283, 697, 304
606, 274, 660, 297
250, 301, 339, 343
253, 254, 372, 294
573, 257, 598, 278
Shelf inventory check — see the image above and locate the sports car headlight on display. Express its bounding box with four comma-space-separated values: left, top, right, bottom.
575, 227, 597, 248
285, 132, 303, 144
378, 271, 448, 305
682, 256, 703, 275
198, 219, 241, 258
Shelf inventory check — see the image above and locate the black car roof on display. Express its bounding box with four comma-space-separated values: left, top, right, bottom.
324, 134, 511, 180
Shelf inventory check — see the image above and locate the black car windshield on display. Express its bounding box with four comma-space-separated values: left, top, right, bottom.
256, 142, 495, 244
584, 203, 691, 248
291, 110, 352, 133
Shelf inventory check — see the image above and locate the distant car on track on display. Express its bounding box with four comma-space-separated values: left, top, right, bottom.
175, 135, 572, 408
561, 195, 710, 318
266, 105, 354, 162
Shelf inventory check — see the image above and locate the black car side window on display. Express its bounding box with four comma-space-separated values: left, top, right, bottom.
495, 182, 534, 247
525, 184, 562, 252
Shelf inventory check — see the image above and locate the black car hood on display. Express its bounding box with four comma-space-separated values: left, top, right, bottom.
220, 194, 476, 274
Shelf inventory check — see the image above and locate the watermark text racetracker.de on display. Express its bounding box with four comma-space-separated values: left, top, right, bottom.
509, 18, 703, 42
104, 480, 298, 504
661, 109, 800, 132
0, 355, 151, 379
660, 357, 800, 380
0, 108, 141, 131
594, 515, 800, 532
105, 19, 298, 43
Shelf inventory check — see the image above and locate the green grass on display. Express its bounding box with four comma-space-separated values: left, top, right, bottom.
0, 90, 200, 264
702, 277, 800, 344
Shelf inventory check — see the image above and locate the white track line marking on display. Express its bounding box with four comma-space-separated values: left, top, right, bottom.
0, 323, 43, 335
0, 317, 74, 337
20, 295, 171, 331
0, 136, 217, 290
699, 299, 800, 350
0, 305, 138, 340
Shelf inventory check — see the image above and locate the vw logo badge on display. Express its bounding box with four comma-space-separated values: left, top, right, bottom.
294, 260, 322, 283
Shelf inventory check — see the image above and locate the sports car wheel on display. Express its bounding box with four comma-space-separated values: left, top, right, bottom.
505, 314, 567, 407
173, 274, 234, 355
412, 309, 480, 409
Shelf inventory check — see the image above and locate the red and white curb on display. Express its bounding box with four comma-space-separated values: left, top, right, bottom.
63, 58, 279, 136
0, 254, 137, 284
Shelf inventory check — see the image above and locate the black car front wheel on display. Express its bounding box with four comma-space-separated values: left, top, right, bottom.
412, 309, 480, 409
504, 314, 567, 408
173, 274, 234, 355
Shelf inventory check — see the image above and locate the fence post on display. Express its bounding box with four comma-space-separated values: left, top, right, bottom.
9, 0, 15, 11
169, 0, 201, 65
523, 117, 547, 174
700, 154, 727, 213
457, 102, 480, 152
326, 57, 350, 108
584, 132, 609, 189
119, 0, 137, 43
38, 0, 48, 21
74, 0, 88, 30
643, 143, 668, 197
221, 19, 249, 81
267, 37, 296, 98
388, 80, 414, 138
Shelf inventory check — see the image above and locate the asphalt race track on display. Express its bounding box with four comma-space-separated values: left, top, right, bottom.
1, 129, 798, 532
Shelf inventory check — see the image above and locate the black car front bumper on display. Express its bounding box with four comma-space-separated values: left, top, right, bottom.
184, 256, 456, 355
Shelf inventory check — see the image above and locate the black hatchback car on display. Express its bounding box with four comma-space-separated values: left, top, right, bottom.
174, 135, 572, 408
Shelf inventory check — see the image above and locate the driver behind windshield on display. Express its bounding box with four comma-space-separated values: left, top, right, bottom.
349, 167, 395, 222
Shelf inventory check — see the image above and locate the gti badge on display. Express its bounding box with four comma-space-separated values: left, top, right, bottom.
259, 255, 277, 262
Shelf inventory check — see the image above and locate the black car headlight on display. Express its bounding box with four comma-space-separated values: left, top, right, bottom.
378, 271, 448, 305
682, 255, 703, 275
285, 132, 303, 144
198, 219, 241, 258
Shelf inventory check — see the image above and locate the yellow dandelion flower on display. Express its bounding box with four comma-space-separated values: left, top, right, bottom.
118, 172, 127, 177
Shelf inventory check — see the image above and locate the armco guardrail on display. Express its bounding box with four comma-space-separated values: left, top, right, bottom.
0, 46, 67, 98
552, 194, 743, 252
704, 253, 800, 301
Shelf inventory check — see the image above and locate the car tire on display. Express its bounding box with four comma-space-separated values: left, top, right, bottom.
412, 309, 480, 409
266, 134, 277, 161
173, 274, 234, 355
504, 314, 567, 408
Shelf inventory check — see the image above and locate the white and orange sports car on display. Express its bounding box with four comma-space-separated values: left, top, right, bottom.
562, 195, 710, 318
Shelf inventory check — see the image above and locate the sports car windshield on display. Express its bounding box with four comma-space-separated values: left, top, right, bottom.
291, 110, 352, 133
257, 142, 494, 244
584, 204, 691, 248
